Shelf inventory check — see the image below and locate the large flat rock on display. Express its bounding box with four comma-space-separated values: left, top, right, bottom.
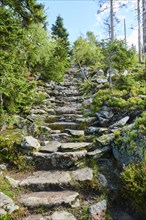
40, 141, 61, 153
48, 211, 77, 220
33, 150, 87, 170
47, 122, 79, 130
71, 167, 93, 182
65, 129, 84, 137
60, 142, 91, 152
19, 171, 71, 191
22, 215, 47, 220
56, 107, 81, 114
87, 147, 110, 158
19, 191, 79, 209
19, 167, 93, 191
0, 192, 19, 215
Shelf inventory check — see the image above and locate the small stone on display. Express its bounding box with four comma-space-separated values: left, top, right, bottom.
89, 200, 107, 220
21, 136, 40, 151
5, 176, 20, 188
71, 167, 93, 182
0, 164, 7, 171
0, 192, 19, 214
40, 141, 61, 153
48, 211, 77, 220
87, 147, 110, 158
98, 174, 108, 187
96, 133, 115, 147
47, 109, 55, 115
22, 215, 47, 220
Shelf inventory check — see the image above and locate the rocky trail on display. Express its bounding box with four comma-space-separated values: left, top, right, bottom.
0, 69, 142, 220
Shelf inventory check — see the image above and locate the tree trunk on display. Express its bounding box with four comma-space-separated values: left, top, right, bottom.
110, 0, 114, 41
138, 0, 142, 63
143, 0, 146, 46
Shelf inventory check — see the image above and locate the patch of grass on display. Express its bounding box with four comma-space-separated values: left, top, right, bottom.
67, 136, 85, 142
45, 116, 57, 123
0, 215, 10, 220
0, 175, 19, 199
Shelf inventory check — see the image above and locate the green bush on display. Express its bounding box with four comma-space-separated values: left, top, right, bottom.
121, 156, 146, 216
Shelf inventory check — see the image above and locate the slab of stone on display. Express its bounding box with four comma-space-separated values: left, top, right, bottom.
48, 211, 77, 220
39, 126, 51, 133
95, 133, 115, 147
40, 141, 61, 153
65, 129, 84, 137
19, 170, 71, 191
110, 116, 130, 128
19, 167, 93, 191
50, 133, 71, 142
5, 176, 20, 188
63, 96, 83, 102
60, 142, 91, 152
50, 130, 61, 134
71, 167, 93, 182
19, 191, 79, 209
21, 136, 40, 151
22, 215, 47, 220
89, 200, 107, 220
33, 150, 87, 170
30, 109, 47, 114
0, 192, 19, 215
47, 109, 55, 115
98, 173, 108, 187
87, 147, 110, 158
86, 127, 108, 135
56, 107, 80, 114
48, 122, 79, 130
61, 89, 79, 96
0, 164, 7, 171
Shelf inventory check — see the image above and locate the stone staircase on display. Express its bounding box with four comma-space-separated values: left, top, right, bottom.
12, 72, 107, 219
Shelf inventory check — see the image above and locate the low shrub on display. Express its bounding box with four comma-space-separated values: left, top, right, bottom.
121, 155, 146, 216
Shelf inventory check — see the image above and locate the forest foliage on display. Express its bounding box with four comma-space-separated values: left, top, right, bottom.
0, 0, 69, 117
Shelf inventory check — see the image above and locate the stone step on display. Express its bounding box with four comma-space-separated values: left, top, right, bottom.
19, 190, 79, 209
40, 141, 61, 153
22, 211, 77, 220
49, 133, 72, 142
59, 82, 80, 87
48, 90, 80, 97
65, 129, 85, 137
55, 106, 82, 115
33, 150, 87, 170
60, 96, 83, 102
59, 142, 92, 152
47, 122, 79, 130
19, 167, 93, 191
53, 85, 78, 91
53, 103, 82, 109
87, 146, 110, 158
22, 214, 47, 220
45, 114, 84, 123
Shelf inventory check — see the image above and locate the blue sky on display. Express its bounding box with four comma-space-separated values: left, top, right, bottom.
37, 0, 140, 48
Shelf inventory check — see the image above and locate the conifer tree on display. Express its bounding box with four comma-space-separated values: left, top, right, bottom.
0, 0, 46, 26
51, 15, 70, 51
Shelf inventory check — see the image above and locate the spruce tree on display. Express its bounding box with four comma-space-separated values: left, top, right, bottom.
51, 15, 70, 51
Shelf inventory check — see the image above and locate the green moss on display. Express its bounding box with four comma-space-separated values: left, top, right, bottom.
45, 116, 56, 123
67, 136, 85, 142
